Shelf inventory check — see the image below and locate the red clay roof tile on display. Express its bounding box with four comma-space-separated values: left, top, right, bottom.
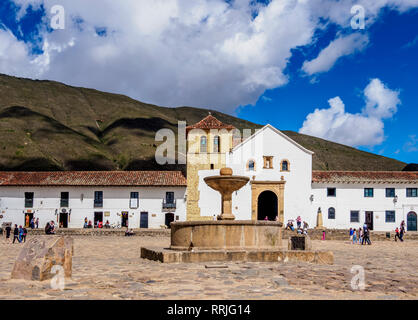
312, 171, 418, 184
0, 171, 187, 187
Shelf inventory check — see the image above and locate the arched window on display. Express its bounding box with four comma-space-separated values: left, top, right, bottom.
200, 136, 207, 153
247, 160, 255, 171
281, 160, 290, 172
328, 207, 335, 220
213, 136, 220, 153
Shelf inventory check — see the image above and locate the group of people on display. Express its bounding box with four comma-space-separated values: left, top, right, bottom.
83, 217, 112, 229
395, 220, 406, 242
349, 224, 371, 245
285, 216, 309, 235
29, 217, 39, 229
45, 221, 56, 235
3, 224, 27, 243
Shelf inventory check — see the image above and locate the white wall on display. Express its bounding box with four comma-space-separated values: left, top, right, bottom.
312, 183, 418, 231
197, 126, 314, 224
0, 186, 186, 229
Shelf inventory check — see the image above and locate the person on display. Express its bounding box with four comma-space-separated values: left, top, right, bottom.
98, 221, 103, 229
50, 221, 56, 234
213, 215, 217, 221
12, 224, 19, 244
88, 220, 93, 228
399, 222, 405, 242
35, 218, 39, 229
25, 215, 29, 228
5, 224, 12, 243
395, 227, 401, 242
349, 228, 353, 242
362, 225, 371, 245
104, 220, 111, 229
18, 226, 24, 243
322, 230, 326, 241
352, 228, 357, 244
264, 216, 268, 221
30, 218, 35, 229
358, 227, 362, 244
296, 216, 302, 229
83, 219, 88, 228
22, 227, 27, 243
45, 222, 51, 235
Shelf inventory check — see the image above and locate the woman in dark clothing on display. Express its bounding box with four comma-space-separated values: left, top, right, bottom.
12, 224, 19, 243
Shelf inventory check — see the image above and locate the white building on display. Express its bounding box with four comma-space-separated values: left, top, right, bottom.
0, 115, 417, 232
0, 171, 187, 229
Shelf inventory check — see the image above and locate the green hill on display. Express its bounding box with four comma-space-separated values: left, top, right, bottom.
0, 73, 406, 172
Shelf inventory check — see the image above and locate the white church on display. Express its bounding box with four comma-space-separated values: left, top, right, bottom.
0, 115, 417, 232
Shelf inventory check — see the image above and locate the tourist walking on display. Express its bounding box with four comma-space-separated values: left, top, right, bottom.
5, 224, 11, 243
352, 229, 357, 244
358, 227, 362, 244
12, 224, 19, 244
399, 221, 405, 242
22, 227, 27, 243
395, 227, 401, 241
18, 225, 24, 243
35, 218, 39, 229
349, 228, 353, 242
362, 225, 371, 245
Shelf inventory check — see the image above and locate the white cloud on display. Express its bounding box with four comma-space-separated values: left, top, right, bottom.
404, 135, 418, 152
302, 33, 369, 75
1, 0, 417, 113
299, 78, 401, 147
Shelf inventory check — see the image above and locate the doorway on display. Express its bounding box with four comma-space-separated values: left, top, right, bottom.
24, 212, 33, 228
121, 211, 129, 227
365, 211, 374, 230
407, 212, 417, 231
257, 191, 278, 221
140, 212, 148, 229
94, 212, 103, 228
59, 212, 69, 228
165, 213, 175, 228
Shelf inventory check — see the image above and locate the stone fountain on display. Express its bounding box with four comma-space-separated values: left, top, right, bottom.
141, 168, 333, 265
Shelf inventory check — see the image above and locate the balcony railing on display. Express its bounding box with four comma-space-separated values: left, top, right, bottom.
163, 199, 176, 211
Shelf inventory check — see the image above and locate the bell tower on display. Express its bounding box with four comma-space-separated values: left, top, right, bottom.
186, 113, 236, 221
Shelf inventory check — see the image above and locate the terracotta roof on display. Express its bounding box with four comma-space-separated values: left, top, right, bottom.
0, 171, 187, 187
312, 171, 418, 184
186, 114, 235, 131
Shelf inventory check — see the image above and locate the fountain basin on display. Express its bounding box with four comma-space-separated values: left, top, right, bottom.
170, 220, 283, 251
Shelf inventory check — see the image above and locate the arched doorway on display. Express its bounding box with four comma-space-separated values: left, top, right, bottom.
257, 191, 278, 221
407, 212, 417, 231
165, 213, 175, 228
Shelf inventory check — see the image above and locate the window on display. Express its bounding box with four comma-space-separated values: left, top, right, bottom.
94, 191, 103, 208
130, 192, 139, 209
364, 188, 374, 198
328, 207, 335, 219
24, 192, 34, 208
327, 188, 336, 197
163, 192, 176, 209
60, 192, 69, 208
385, 210, 396, 223
213, 136, 220, 153
166, 192, 174, 204
263, 156, 273, 169
281, 160, 290, 172
406, 188, 418, 198
247, 160, 255, 171
350, 211, 360, 223
200, 136, 207, 153
386, 188, 395, 198
210, 164, 214, 170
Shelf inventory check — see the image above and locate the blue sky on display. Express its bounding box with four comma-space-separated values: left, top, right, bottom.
0, 0, 417, 164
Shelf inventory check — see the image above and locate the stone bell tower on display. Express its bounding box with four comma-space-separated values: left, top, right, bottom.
186, 114, 236, 221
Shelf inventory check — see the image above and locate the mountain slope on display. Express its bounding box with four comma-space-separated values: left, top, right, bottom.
0, 73, 406, 172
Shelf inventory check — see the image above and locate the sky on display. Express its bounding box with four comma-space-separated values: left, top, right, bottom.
0, 0, 417, 164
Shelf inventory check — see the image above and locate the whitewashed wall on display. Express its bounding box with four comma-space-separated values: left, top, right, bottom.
197, 125, 314, 224
0, 186, 186, 229
312, 183, 418, 231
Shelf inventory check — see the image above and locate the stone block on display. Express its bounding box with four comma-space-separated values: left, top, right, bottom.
11, 236, 73, 281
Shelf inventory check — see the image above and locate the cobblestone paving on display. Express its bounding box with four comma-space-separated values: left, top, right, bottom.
0, 236, 417, 300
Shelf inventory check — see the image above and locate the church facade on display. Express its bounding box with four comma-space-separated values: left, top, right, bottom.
0, 115, 417, 232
